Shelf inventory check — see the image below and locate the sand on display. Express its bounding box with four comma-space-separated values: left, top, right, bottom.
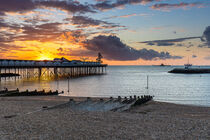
0, 96, 210, 140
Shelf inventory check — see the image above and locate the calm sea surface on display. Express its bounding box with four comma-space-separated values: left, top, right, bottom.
1, 66, 210, 106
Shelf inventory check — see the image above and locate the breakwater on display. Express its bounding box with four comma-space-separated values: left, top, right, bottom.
48, 95, 153, 112
169, 68, 210, 74
0, 89, 62, 96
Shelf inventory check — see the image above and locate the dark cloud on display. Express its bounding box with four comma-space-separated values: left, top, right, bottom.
0, 0, 35, 15
0, 0, 95, 15
192, 55, 197, 58
176, 44, 183, 47
202, 26, 210, 47
141, 26, 210, 48
198, 44, 207, 48
141, 37, 200, 46
150, 2, 203, 11
57, 47, 63, 52
15, 22, 63, 42
83, 35, 182, 61
147, 42, 175, 46
36, 0, 95, 14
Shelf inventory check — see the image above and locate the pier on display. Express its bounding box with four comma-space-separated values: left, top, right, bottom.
0, 57, 107, 79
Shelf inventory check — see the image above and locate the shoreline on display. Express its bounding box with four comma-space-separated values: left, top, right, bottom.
1, 95, 210, 107
0, 96, 210, 139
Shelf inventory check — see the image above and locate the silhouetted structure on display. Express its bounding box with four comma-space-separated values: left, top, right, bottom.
96, 52, 103, 63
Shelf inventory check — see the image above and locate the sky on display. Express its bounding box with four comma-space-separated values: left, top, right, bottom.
0, 0, 210, 65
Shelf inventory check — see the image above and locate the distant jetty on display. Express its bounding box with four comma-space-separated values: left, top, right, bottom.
169, 68, 210, 74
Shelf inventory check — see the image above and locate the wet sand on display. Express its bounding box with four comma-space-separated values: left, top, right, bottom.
0, 96, 210, 140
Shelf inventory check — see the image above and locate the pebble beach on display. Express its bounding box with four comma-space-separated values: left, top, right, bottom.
0, 96, 210, 140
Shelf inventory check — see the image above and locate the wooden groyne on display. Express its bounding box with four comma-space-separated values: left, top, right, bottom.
169, 68, 210, 74
50, 95, 154, 112
0, 89, 62, 96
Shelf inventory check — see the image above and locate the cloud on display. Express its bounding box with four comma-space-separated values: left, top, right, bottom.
22, 15, 50, 24
0, 43, 27, 58
148, 42, 175, 46
141, 26, 210, 48
0, 0, 36, 15
176, 44, 183, 47
36, 0, 95, 14
202, 26, 210, 47
140, 36, 200, 46
61, 30, 87, 44
94, 0, 159, 11
204, 56, 210, 60
0, 0, 95, 16
65, 15, 122, 29
83, 35, 182, 61
105, 13, 153, 19
192, 55, 197, 58
198, 44, 207, 48
14, 22, 63, 42
150, 2, 204, 11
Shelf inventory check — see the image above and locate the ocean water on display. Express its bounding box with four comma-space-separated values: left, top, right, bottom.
1, 66, 210, 107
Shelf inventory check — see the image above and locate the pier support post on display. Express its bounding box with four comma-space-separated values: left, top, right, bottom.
54, 67, 58, 78
38, 68, 42, 78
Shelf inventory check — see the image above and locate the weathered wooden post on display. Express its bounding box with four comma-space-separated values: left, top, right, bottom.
146, 75, 149, 89
67, 77, 70, 93
54, 67, 58, 78
38, 68, 42, 78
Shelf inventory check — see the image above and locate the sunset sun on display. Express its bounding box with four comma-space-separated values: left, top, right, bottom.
38, 54, 54, 60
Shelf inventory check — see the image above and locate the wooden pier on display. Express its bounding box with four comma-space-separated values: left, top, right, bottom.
0, 57, 107, 79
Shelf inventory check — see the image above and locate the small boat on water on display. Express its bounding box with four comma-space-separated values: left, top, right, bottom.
152, 63, 171, 66
160, 63, 171, 66
184, 63, 192, 69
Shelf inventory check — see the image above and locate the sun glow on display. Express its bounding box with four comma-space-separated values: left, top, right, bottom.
38, 54, 54, 60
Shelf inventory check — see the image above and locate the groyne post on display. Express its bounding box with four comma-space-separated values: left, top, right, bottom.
67, 77, 70, 93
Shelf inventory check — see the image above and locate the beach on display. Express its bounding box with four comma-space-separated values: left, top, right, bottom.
0, 96, 210, 140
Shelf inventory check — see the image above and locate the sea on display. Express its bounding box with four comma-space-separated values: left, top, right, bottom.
1, 65, 210, 107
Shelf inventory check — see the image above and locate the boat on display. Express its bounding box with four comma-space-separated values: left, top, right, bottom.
184, 57, 193, 69
152, 63, 171, 66
160, 63, 171, 66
